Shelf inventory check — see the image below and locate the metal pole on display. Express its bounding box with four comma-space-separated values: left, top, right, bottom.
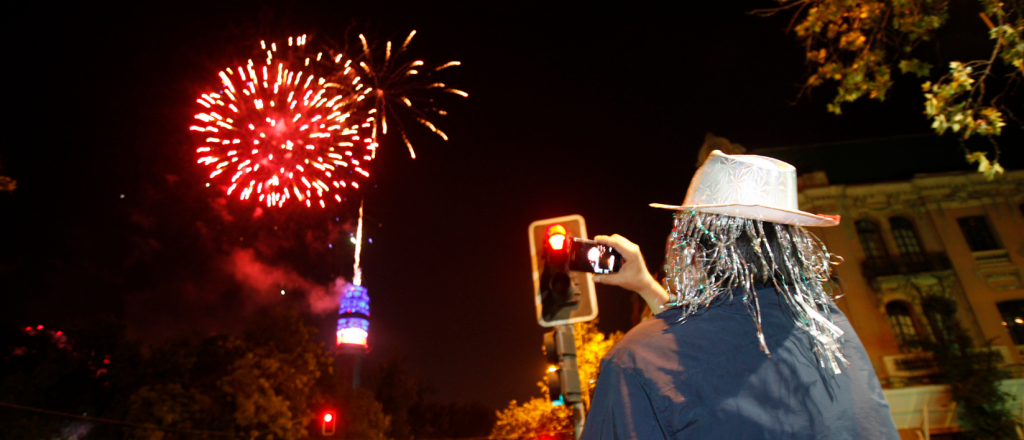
557, 324, 586, 439
571, 401, 586, 440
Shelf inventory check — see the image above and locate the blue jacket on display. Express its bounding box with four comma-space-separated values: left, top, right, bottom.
582, 287, 899, 439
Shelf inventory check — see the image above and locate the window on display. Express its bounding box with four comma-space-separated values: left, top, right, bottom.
957, 216, 1000, 251
890, 216, 926, 271
856, 219, 888, 258
889, 217, 923, 255
886, 301, 920, 352
998, 300, 1024, 345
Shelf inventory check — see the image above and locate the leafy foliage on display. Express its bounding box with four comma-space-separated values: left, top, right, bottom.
572, 322, 624, 410
757, 0, 1024, 178
366, 352, 495, 440
118, 311, 334, 440
490, 322, 622, 440
408, 401, 498, 439
918, 294, 1019, 439
334, 387, 392, 440
491, 397, 572, 440
366, 353, 425, 440
0, 175, 15, 193
1, 319, 142, 440
0, 311, 377, 440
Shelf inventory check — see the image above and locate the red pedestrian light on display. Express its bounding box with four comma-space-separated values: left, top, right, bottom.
321, 410, 337, 436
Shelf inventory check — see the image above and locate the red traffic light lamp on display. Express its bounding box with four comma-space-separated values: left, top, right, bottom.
546, 224, 567, 250
321, 410, 337, 436
544, 224, 570, 277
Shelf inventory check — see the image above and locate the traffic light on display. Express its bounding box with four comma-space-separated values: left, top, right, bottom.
544, 331, 563, 405
528, 215, 598, 327
543, 327, 582, 407
546, 365, 564, 406
321, 410, 336, 436
540, 223, 576, 323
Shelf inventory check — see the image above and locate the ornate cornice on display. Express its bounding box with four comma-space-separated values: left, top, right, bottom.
799, 170, 1024, 214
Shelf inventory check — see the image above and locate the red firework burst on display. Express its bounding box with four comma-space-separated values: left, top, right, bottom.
191, 35, 378, 209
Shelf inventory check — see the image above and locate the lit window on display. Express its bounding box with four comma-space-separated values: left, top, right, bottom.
998, 300, 1024, 345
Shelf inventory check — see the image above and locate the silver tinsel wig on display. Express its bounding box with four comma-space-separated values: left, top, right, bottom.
662, 210, 848, 374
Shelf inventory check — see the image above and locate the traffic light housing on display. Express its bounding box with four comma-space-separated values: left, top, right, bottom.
544, 330, 563, 405
543, 327, 582, 407
528, 215, 598, 327
546, 365, 564, 406
321, 410, 337, 436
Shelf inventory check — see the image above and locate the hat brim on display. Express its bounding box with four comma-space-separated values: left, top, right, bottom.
649, 203, 840, 227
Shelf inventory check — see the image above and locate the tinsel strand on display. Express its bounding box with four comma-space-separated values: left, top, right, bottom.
663, 211, 848, 374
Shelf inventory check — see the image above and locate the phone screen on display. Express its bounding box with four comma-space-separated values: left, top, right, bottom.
568, 238, 623, 274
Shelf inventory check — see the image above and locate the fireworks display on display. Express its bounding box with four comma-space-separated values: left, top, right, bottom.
355, 31, 467, 159
192, 32, 465, 209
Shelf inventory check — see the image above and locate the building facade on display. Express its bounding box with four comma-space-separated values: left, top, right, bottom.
796, 169, 1024, 383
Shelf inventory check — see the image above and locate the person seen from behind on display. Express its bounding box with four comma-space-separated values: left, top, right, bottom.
581, 150, 900, 439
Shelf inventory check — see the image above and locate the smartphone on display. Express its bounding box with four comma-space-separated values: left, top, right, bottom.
568, 237, 623, 274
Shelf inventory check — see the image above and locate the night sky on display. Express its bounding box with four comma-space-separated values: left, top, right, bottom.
4, 1, 1017, 409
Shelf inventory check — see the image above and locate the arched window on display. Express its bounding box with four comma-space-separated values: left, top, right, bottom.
886, 301, 920, 352
856, 219, 888, 258
998, 300, 1024, 346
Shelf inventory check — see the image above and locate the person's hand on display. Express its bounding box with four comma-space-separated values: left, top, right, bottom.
592, 234, 670, 313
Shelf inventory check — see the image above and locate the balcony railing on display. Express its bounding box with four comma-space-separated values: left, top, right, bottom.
884, 378, 1024, 437
861, 252, 952, 279
882, 346, 1012, 378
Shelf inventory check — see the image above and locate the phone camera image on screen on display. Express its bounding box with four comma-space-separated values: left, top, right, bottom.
568, 238, 623, 274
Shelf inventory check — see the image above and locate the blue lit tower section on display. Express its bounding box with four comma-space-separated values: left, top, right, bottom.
337, 284, 370, 349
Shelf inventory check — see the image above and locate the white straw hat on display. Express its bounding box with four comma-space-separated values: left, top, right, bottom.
650, 150, 840, 227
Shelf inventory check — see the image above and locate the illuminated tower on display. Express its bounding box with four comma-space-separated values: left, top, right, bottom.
336, 200, 369, 388
337, 284, 370, 348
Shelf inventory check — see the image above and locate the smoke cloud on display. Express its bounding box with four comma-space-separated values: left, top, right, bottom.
226, 248, 344, 315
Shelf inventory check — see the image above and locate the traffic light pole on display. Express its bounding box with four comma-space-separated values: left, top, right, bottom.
572, 400, 585, 440
530, 216, 596, 439
555, 324, 586, 440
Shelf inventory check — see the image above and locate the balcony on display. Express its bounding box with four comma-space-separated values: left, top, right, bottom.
885, 378, 1024, 437
882, 346, 1012, 378
861, 252, 952, 279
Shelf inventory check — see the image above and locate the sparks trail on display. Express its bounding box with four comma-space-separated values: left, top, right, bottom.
192, 35, 377, 209
356, 30, 467, 159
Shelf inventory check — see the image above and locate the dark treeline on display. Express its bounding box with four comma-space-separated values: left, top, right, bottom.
0, 311, 495, 439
